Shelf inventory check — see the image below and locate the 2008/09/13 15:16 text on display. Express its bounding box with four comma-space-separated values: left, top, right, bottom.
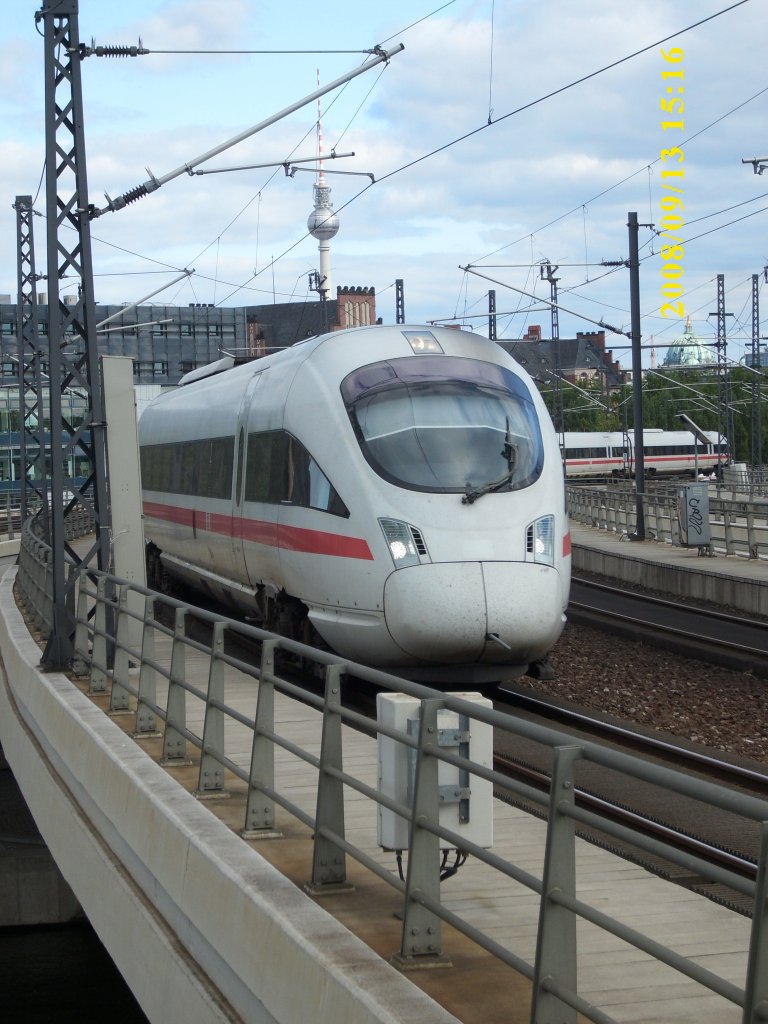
659, 46, 685, 320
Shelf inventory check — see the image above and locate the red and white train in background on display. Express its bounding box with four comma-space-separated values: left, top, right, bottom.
561, 429, 728, 478
138, 324, 572, 684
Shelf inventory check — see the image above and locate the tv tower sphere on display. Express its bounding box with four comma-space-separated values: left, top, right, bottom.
307, 183, 339, 241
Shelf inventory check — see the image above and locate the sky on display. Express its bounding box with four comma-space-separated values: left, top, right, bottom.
1, 0, 767, 370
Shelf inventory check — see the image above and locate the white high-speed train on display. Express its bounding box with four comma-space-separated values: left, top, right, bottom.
139, 324, 571, 683
562, 429, 727, 478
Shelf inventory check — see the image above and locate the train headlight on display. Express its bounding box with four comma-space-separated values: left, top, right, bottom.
379, 518, 422, 568
528, 515, 555, 565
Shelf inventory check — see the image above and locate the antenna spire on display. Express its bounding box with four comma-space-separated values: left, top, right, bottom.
317, 69, 325, 187
307, 69, 339, 302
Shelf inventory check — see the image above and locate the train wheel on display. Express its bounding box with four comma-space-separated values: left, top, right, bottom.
526, 655, 555, 680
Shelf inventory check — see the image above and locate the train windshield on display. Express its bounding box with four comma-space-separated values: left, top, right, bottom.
341, 356, 544, 493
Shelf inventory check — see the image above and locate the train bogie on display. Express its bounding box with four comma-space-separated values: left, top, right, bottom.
139, 324, 571, 682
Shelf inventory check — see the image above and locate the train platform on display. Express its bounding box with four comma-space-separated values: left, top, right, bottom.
570, 520, 768, 617
90, 628, 753, 1024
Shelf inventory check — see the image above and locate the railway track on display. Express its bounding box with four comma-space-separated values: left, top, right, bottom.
497, 684, 768, 794
491, 693, 763, 914
569, 574, 768, 677
494, 577, 768, 914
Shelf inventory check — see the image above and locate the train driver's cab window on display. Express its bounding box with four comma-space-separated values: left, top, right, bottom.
244, 430, 348, 517
341, 355, 544, 493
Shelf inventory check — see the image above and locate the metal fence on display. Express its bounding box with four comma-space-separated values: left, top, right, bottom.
12, 516, 768, 1024
0, 491, 39, 544
568, 481, 768, 559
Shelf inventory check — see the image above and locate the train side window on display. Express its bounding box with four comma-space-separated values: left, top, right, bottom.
244, 431, 280, 502
179, 442, 198, 495
140, 442, 175, 492
244, 430, 348, 516
196, 439, 210, 496
208, 437, 235, 499
194, 437, 233, 499
285, 436, 349, 516
167, 442, 181, 492
140, 438, 234, 497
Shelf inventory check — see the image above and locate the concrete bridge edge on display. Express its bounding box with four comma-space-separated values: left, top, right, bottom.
0, 565, 460, 1024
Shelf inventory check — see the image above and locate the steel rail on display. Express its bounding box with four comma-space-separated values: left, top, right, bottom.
499, 685, 768, 791
493, 752, 759, 886
572, 574, 768, 629
569, 576, 768, 676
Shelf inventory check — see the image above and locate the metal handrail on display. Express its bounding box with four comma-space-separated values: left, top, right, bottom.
567, 482, 768, 558
14, 518, 768, 1023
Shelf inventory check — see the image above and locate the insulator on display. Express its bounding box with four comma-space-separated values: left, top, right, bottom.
81, 44, 149, 58
103, 45, 147, 57
121, 184, 150, 206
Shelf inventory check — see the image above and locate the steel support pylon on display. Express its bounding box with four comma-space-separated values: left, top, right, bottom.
38, 0, 111, 667
750, 274, 762, 473
14, 195, 49, 528
541, 260, 563, 440
714, 273, 733, 458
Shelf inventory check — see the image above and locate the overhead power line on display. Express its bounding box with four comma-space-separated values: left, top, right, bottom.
373, 0, 753, 188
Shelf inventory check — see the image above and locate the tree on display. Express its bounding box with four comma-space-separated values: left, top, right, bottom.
532, 366, 768, 464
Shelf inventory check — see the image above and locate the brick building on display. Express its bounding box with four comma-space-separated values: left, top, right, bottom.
499, 326, 626, 388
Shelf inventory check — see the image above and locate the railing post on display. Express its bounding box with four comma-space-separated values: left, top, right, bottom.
725, 508, 736, 555
748, 511, 758, 559
661, 496, 672, 543
134, 594, 160, 737
396, 697, 449, 968
743, 820, 768, 1023
39, 543, 54, 635
593, 491, 606, 528
652, 495, 659, 540
530, 744, 581, 1024
307, 664, 352, 893
242, 639, 281, 838
197, 621, 226, 797
162, 607, 190, 765
71, 565, 90, 676
109, 586, 132, 713
89, 576, 109, 694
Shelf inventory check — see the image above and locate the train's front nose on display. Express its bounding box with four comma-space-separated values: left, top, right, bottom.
382, 561, 566, 667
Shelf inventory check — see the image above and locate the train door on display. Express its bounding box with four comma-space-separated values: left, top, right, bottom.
622, 432, 633, 476
231, 372, 263, 575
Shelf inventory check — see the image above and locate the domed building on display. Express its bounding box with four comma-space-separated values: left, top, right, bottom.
661, 316, 714, 369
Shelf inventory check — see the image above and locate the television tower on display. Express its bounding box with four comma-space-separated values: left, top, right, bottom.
307, 75, 339, 303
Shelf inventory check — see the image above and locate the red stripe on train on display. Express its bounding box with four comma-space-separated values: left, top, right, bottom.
143, 500, 374, 561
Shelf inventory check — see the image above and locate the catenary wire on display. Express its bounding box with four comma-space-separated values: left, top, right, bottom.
52, 0, 758, 319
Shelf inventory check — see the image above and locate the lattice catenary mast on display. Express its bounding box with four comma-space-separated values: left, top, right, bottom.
14, 195, 49, 526
37, 0, 112, 668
